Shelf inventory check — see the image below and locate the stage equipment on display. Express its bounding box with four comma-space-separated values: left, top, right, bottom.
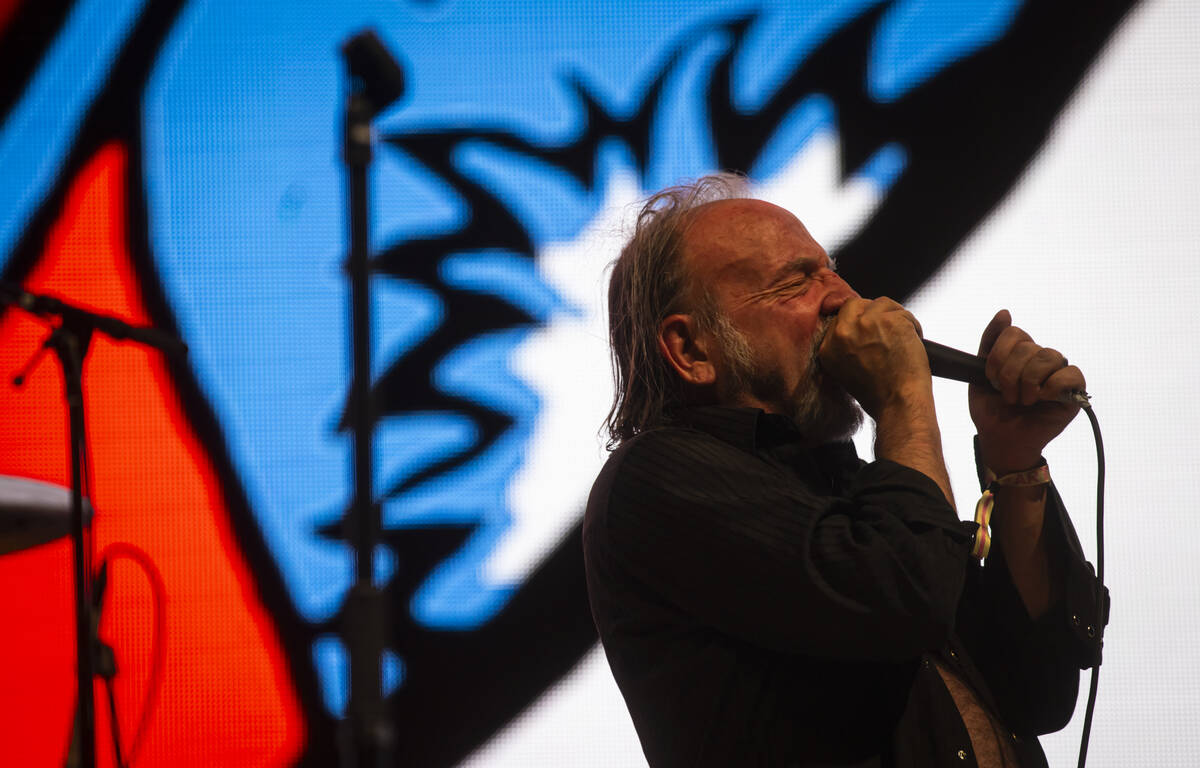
338, 29, 405, 768
1, 282, 185, 768
0, 475, 93, 555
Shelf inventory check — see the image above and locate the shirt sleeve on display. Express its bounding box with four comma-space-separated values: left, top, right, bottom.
592, 426, 979, 662
955, 478, 1108, 735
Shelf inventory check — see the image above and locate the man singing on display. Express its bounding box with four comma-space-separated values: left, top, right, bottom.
583, 174, 1104, 767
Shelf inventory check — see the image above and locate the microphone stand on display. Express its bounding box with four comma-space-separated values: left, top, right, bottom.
340, 76, 391, 768
1, 283, 186, 768
337, 30, 404, 768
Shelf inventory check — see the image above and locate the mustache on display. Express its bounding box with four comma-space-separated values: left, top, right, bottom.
810, 316, 836, 368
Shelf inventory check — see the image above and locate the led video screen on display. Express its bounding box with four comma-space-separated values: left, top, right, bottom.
0, 0, 1195, 765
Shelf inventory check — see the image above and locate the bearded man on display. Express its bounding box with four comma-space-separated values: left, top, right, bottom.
583, 174, 1105, 768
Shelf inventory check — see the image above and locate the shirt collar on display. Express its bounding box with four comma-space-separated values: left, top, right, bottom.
676, 405, 859, 473
674, 405, 809, 451
674, 405, 763, 452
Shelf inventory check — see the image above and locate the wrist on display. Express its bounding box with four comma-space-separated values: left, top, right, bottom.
970, 455, 1051, 560
874, 380, 935, 422
976, 439, 1044, 477
989, 484, 1049, 537
875, 400, 941, 459
984, 462, 1050, 487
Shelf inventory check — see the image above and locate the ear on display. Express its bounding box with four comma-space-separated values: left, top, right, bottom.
657, 313, 717, 387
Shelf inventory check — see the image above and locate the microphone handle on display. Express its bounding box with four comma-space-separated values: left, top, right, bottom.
921, 339, 1090, 406
923, 339, 990, 387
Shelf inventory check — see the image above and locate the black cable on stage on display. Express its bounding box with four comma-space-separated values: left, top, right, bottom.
97, 542, 169, 767
104, 674, 125, 768
1076, 401, 1106, 768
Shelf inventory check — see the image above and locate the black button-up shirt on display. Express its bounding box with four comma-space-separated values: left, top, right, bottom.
583, 406, 1104, 767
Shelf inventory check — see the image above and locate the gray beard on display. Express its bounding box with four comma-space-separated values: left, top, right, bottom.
716, 315, 863, 445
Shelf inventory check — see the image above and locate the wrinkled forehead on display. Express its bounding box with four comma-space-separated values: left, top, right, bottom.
681, 199, 828, 294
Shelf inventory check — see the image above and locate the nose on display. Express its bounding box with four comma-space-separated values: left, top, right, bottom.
818, 272, 859, 316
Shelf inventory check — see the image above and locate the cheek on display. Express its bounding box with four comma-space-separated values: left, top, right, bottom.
780, 308, 824, 348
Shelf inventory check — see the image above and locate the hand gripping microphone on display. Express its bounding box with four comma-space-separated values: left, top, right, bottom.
922, 339, 1090, 406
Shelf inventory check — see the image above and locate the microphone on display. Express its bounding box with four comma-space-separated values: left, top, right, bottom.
922, 339, 1090, 405
923, 339, 990, 387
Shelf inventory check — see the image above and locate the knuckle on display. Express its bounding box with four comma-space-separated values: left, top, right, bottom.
840, 297, 866, 317
1007, 324, 1033, 342
1013, 339, 1039, 356
1035, 347, 1062, 364
998, 327, 1029, 347
995, 361, 1017, 386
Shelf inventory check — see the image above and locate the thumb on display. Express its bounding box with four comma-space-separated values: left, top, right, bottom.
977, 309, 1012, 356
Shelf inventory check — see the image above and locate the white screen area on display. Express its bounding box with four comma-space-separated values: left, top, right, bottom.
466, 1, 1200, 765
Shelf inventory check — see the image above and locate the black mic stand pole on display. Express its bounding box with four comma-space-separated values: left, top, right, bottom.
338, 29, 403, 768
56, 320, 96, 768
341, 81, 390, 768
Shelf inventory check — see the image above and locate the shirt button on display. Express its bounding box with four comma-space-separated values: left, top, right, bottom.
949, 649, 958, 660
957, 749, 967, 760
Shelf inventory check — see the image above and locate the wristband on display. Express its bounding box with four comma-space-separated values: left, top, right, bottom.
971, 461, 1051, 560
982, 462, 1052, 489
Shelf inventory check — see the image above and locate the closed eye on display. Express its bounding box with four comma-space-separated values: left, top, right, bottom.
739, 276, 811, 305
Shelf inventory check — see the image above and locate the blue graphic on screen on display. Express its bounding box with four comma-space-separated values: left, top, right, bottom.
0, 0, 148, 270
126, 0, 1025, 715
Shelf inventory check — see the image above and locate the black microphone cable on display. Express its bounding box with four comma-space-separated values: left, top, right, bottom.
1075, 397, 1106, 768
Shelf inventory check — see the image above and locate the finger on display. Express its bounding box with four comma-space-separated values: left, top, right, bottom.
862, 296, 904, 314
866, 296, 922, 337
824, 296, 863, 333
984, 325, 1034, 387
821, 297, 867, 355
1018, 347, 1067, 406
977, 309, 1012, 356
995, 340, 1042, 405
888, 308, 924, 339
906, 310, 923, 339
1041, 364, 1087, 402
834, 296, 870, 323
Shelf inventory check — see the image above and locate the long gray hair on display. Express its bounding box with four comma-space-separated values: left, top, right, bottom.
603, 173, 749, 448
